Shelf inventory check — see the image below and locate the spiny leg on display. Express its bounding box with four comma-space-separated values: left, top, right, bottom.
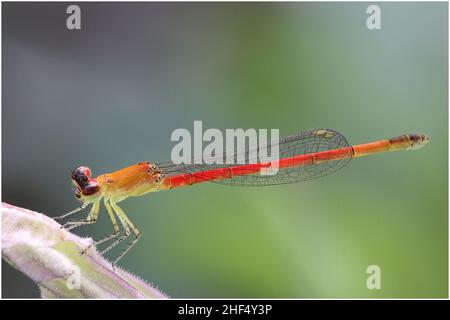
100, 201, 131, 256
63, 201, 100, 231
95, 199, 121, 246
81, 199, 121, 255
100, 235, 129, 259
110, 201, 141, 267
54, 202, 89, 220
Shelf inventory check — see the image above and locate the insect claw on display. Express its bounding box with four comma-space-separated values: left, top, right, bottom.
84, 243, 94, 254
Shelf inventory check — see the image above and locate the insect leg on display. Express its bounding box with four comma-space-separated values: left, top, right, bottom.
99, 200, 131, 256
109, 201, 141, 267
54, 202, 89, 220
81, 198, 122, 255
63, 201, 100, 231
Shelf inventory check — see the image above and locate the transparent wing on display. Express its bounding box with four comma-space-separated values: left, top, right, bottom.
157, 128, 352, 187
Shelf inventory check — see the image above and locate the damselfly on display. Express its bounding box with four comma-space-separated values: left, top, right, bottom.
55, 129, 429, 267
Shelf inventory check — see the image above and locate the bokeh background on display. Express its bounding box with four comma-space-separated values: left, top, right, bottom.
2, 2, 447, 298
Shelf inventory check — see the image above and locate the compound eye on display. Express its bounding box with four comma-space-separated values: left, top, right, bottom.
82, 180, 100, 196
72, 166, 92, 179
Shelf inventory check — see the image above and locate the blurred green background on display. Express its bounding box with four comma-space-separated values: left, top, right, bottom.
2, 3, 447, 298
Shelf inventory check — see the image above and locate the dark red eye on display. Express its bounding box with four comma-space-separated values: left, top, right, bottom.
72, 166, 92, 180
82, 180, 100, 196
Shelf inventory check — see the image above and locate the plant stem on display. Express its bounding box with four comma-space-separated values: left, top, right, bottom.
1, 202, 167, 299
